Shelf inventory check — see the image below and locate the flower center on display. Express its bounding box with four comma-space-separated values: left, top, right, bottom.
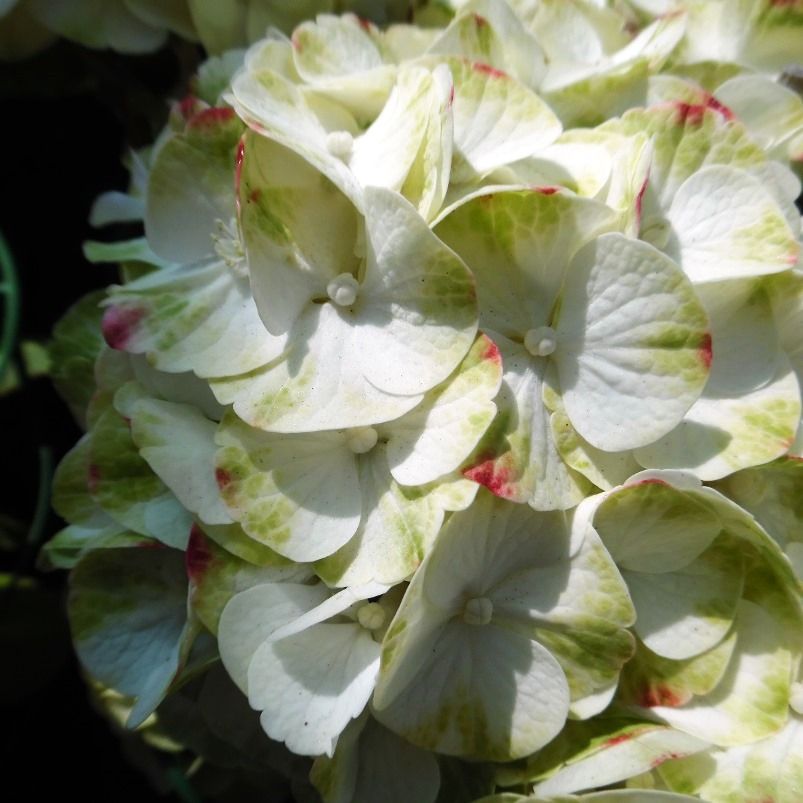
326, 130, 354, 160
327, 273, 360, 307
524, 326, 557, 357
357, 602, 386, 631
212, 218, 247, 277
347, 426, 378, 454
463, 596, 493, 626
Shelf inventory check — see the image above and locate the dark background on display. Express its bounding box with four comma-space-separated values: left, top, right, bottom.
0, 38, 200, 798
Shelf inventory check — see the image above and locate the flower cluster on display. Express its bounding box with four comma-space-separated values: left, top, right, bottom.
45, 1, 803, 801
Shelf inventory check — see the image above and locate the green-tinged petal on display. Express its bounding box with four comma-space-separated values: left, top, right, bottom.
53, 434, 115, 529
713, 457, 803, 553
49, 291, 105, 427
104, 260, 285, 378
666, 165, 799, 283
600, 104, 765, 214
634, 359, 801, 480
558, 128, 652, 236
83, 237, 172, 269
123, 390, 232, 525
355, 186, 478, 396
89, 189, 145, 227
249, 622, 380, 757
146, 106, 243, 262
291, 14, 396, 119
532, 724, 709, 796
88, 406, 192, 548
769, 269, 803, 381
186, 527, 305, 635
680, 0, 803, 73
214, 411, 361, 562
556, 233, 710, 451
498, 716, 688, 787
435, 56, 560, 183
593, 480, 724, 575
316, 446, 446, 587
660, 713, 803, 803
638, 600, 792, 746
237, 132, 360, 335
715, 74, 803, 158
635, 283, 801, 479
436, 187, 616, 338
623, 537, 744, 660
461, 336, 593, 509
377, 617, 570, 762
292, 13, 383, 80
500, 140, 613, 200
427, 0, 546, 88
232, 68, 363, 220
68, 546, 192, 727
538, 11, 686, 126
39, 525, 143, 570
195, 50, 246, 106
218, 182, 478, 428
197, 521, 290, 567
374, 491, 634, 761
311, 714, 441, 803
619, 632, 738, 711
386, 332, 502, 487
551, 408, 642, 491
348, 63, 453, 220
543, 58, 649, 129
525, 0, 631, 66
126, 354, 225, 421
218, 581, 329, 693
210, 305, 423, 433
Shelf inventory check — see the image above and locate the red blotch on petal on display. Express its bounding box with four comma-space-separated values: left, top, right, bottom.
248, 188, 261, 203
650, 751, 683, 769
481, 337, 502, 365
177, 95, 201, 121
186, 524, 214, 582
463, 453, 517, 499
604, 733, 635, 747
101, 305, 145, 350
533, 185, 559, 195
474, 61, 507, 79
674, 102, 707, 126
88, 463, 101, 495
188, 106, 235, 130
473, 12, 488, 26
699, 332, 713, 370
215, 467, 232, 490
448, 83, 455, 107
635, 478, 669, 487
235, 137, 246, 213
635, 176, 648, 226
706, 95, 735, 121
356, 16, 373, 32
639, 685, 684, 708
